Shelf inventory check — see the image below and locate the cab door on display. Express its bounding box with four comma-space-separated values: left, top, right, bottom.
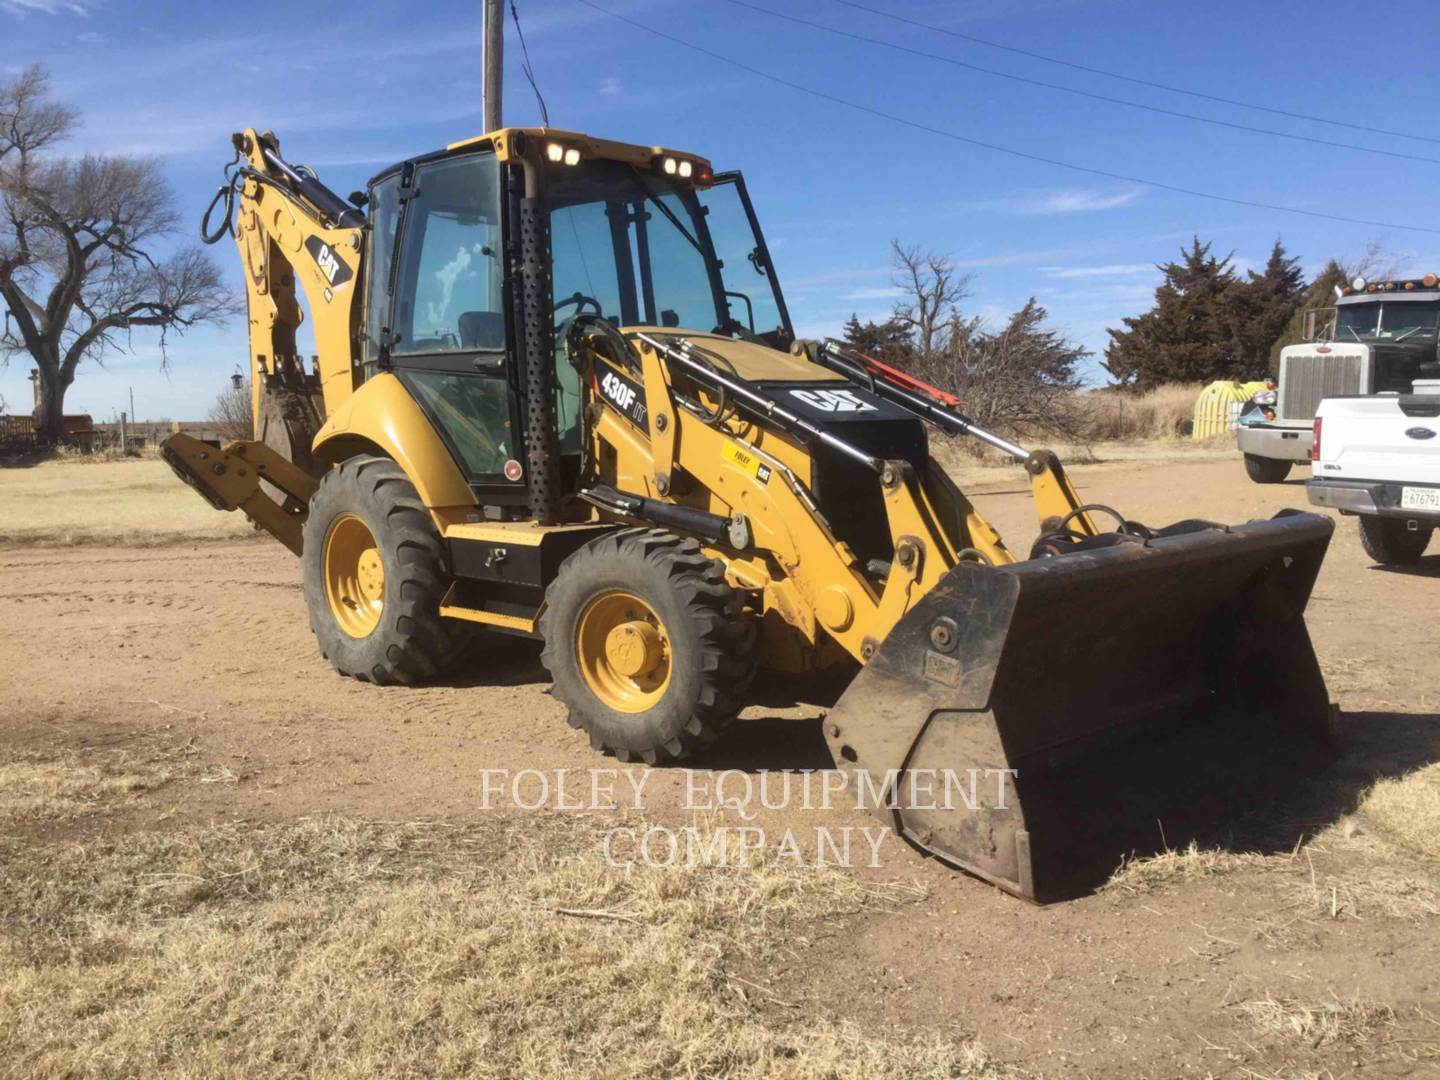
698, 172, 794, 349
381, 152, 526, 500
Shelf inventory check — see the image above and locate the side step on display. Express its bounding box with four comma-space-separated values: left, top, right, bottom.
160, 433, 319, 556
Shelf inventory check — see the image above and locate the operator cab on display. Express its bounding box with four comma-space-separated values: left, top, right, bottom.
359, 129, 792, 508
1331, 277, 1440, 393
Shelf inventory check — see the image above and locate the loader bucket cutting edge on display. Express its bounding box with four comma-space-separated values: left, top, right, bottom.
822, 511, 1337, 902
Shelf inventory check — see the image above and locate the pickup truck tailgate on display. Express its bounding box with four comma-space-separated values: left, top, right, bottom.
1317, 395, 1440, 485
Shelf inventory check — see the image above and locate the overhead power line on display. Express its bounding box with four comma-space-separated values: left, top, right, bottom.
723, 0, 1440, 167
575, 0, 1440, 236
511, 0, 551, 128
831, 0, 1440, 147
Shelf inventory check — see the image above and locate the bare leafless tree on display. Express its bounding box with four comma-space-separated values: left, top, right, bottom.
890, 241, 972, 358
0, 65, 238, 443
885, 238, 1089, 441
209, 380, 252, 442
948, 299, 1088, 437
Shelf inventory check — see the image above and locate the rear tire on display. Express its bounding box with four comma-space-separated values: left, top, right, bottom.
539, 528, 755, 763
1358, 514, 1433, 566
1244, 453, 1292, 484
302, 455, 470, 684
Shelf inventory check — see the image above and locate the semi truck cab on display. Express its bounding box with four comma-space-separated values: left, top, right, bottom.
1238, 275, 1440, 483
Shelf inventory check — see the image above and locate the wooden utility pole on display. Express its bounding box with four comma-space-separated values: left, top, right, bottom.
483, 0, 504, 133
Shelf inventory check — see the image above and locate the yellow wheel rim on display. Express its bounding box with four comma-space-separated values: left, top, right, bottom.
324, 514, 385, 638
575, 590, 672, 713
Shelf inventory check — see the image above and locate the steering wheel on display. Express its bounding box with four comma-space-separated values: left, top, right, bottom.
553, 291, 603, 333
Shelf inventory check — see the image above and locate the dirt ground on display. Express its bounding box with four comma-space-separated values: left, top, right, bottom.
3, 448, 1439, 1078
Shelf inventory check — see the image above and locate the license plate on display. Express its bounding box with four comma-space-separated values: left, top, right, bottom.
1400, 486, 1440, 511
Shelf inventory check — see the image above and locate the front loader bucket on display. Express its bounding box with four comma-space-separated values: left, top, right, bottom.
823, 511, 1337, 902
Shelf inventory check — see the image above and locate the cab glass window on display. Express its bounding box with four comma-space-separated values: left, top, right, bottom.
362, 173, 401, 373
392, 155, 505, 355
1336, 303, 1380, 340
1379, 301, 1440, 340
401, 369, 513, 476
552, 202, 625, 324
699, 181, 787, 342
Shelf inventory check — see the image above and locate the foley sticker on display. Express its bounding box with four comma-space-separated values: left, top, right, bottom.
722, 441, 771, 484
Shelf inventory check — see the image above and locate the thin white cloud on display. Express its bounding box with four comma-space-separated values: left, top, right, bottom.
1040, 263, 1156, 279
73, 103, 370, 157
1, 0, 88, 13
599, 76, 622, 97
1030, 188, 1143, 214
955, 187, 1144, 216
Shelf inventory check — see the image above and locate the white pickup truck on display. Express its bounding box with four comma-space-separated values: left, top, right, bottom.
1307, 384, 1440, 565
1240, 275, 1440, 483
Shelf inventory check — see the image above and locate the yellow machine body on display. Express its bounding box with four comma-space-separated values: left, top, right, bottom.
163, 125, 1337, 901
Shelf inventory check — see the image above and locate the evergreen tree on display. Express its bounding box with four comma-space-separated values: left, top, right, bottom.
1231, 240, 1306, 374
1104, 238, 1242, 389
840, 312, 913, 364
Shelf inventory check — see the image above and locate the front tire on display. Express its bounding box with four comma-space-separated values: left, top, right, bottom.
302, 455, 469, 684
539, 528, 755, 763
1244, 453, 1292, 484
1358, 514, 1433, 566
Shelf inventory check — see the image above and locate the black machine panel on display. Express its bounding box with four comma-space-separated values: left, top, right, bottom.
759, 381, 928, 566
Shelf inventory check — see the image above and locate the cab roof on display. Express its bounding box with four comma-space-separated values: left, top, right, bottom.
369, 127, 713, 187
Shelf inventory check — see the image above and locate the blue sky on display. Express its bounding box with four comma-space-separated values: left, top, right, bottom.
4, 0, 1440, 420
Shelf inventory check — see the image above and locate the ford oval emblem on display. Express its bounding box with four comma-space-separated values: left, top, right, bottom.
1405, 426, 1437, 440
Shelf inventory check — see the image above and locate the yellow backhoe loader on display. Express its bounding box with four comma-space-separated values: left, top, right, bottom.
165, 127, 1337, 900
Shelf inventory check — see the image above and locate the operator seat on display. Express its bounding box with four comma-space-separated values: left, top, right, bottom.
458, 311, 507, 351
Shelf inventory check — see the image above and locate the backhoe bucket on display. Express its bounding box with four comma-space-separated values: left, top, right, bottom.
823, 511, 1337, 902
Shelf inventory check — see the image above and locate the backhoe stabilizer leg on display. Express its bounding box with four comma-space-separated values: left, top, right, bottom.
160, 433, 319, 556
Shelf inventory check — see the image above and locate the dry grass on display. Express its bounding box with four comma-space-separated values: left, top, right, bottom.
1072, 383, 1204, 442
0, 756, 162, 825
932, 380, 1230, 476
47, 443, 161, 464
1104, 841, 1272, 895
1287, 861, 1440, 922
1357, 763, 1440, 860
0, 766, 996, 1079
1108, 831, 1440, 926
0, 458, 255, 546
1237, 993, 1395, 1048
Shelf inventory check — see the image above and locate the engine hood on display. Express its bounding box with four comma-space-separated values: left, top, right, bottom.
624, 328, 846, 384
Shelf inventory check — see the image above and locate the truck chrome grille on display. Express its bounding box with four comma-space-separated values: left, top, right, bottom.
1281, 354, 1363, 420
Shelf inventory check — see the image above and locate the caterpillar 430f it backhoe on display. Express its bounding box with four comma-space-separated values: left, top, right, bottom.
165, 128, 1337, 900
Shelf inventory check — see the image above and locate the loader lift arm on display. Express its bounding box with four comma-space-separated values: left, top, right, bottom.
575, 328, 1014, 666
